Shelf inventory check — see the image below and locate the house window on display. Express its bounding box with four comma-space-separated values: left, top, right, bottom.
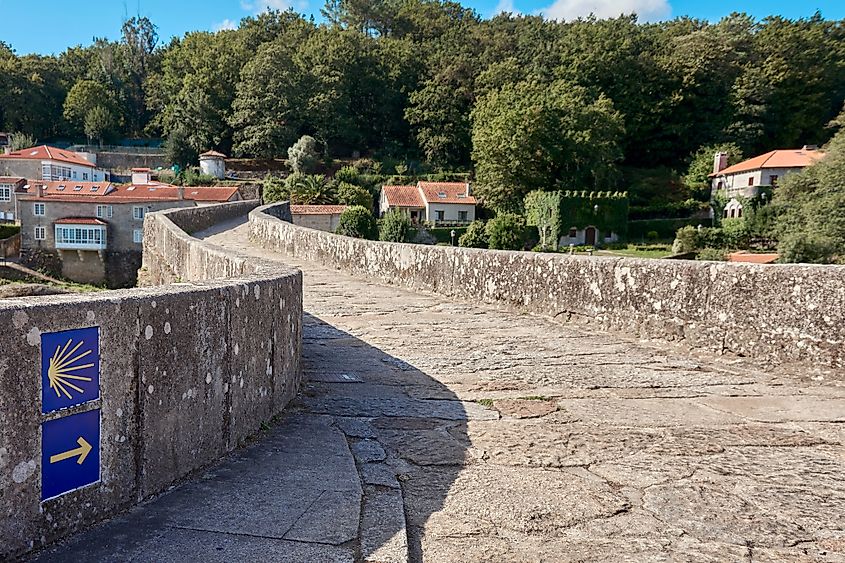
569, 228, 578, 238
55, 225, 106, 249
133, 229, 143, 244
435, 210, 445, 221
34, 203, 45, 216
458, 211, 468, 221
72, 171, 78, 179
0, 186, 10, 202
83, 172, 89, 181
96, 205, 113, 219
34, 226, 46, 240
133, 206, 146, 220
747, 177, 754, 186
770, 175, 778, 186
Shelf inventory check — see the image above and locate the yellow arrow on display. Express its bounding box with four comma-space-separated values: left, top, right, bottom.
49, 437, 93, 465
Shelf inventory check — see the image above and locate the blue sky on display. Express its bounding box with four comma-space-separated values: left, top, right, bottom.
1, 0, 843, 55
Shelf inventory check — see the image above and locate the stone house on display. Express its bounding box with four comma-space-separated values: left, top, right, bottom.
710, 146, 824, 218
290, 205, 347, 232
379, 181, 476, 225
17, 170, 240, 287
0, 145, 109, 182
0, 176, 25, 223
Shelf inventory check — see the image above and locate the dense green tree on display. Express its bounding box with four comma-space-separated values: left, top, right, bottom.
288, 135, 321, 173
337, 182, 373, 209
771, 126, 845, 263
471, 80, 624, 211
64, 80, 121, 135
378, 209, 411, 242
458, 220, 488, 248
336, 205, 378, 239
84, 105, 117, 145
485, 213, 525, 250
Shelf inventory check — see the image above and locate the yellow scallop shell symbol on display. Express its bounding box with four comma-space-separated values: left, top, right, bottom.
48, 339, 94, 399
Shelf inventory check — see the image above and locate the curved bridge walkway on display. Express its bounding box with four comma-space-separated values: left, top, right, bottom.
38, 217, 845, 562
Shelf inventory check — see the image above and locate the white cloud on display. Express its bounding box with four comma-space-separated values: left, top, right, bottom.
241, 0, 305, 14
214, 19, 238, 32
492, 0, 519, 16
540, 0, 670, 22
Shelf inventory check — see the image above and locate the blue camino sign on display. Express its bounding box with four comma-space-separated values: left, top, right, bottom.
41, 327, 100, 414
41, 409, 101, 501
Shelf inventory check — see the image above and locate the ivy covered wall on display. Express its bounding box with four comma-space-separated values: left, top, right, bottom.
525, 190, 629, 249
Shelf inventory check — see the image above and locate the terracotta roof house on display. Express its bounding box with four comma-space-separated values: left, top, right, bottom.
16, 171, 240, 287
380, 182, 477, 225
710, 146, 824, 219
0, 145, 108, 182
290, 204, 348, 232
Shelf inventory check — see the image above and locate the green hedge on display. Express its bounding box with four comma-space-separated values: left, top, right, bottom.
429, 227, 468, 244
628, 217, 711, 240
0, 225, 20, 240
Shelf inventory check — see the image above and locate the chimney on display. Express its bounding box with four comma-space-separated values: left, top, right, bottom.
177, 186, 185, 200
3, 147, 10, 155
36, 184, 44, 198
131, 168, 152, 185
713, 152, 729, 175
802, 144, 818, 151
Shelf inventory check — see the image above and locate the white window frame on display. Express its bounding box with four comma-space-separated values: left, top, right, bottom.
133, 206, 146, 221
34, 203, 45, 216
34, 226, 46, 240
54, 225, 107, 250
0, 185, 11, 202
96, 205, 113, 219
133, 229, 143, 244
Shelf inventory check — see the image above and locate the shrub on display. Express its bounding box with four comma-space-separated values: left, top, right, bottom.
336, 206, 377, 240
696, 248, 727, 261
337, 182, 373, 209
646, 231, 659, 241
179, 168, 216, 187
485, 213, 526, 250
288, 135, 320, 174
379, 210, 411, 242
263, 175, 288, 203
721, 218, 751, 249
334, 165, 360, 185
459, 220, 488, 248
778, 233, 840, 264
672, 225, 699, 254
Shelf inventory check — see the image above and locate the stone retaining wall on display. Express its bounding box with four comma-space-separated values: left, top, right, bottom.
251, 202, 845, 368
0, 232, 20, 258
0, 201, 302, 559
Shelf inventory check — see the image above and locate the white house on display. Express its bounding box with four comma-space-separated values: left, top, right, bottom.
290, 204, 347, 232
0, 145, 108, 182
380, 181, 476, 226
710, 146, 824, 219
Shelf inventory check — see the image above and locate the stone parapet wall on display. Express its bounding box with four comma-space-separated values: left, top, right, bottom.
1, 201, 302, 559
251, 202, 845, 369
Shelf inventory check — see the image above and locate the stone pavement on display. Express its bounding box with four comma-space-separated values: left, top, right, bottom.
35, 218, 845, 562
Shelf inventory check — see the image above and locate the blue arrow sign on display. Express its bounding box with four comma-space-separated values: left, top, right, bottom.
41, 327, 100, 414
41, 409, 100, 501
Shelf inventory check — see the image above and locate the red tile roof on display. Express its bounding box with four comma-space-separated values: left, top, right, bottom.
200, 150, 227, 158
711, 148, 824, 177
728, 252, 780, 264
0, 145, 96, 168
382, 185, 424, 208
290, 204, 348, 215
418, 181, 477, 205
17, 181, 239, 204
0, 176, 25, 187
55, 217, 108, 226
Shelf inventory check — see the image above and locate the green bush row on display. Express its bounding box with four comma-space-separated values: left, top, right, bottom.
628, 217, 710, 240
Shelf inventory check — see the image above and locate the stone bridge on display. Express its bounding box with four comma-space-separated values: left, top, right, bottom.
8, 201, 845, 562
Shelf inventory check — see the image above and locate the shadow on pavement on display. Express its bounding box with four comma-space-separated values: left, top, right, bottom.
31, 313, 469, 563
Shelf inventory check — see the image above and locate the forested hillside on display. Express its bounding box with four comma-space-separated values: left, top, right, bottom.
1, 3, 844, 210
